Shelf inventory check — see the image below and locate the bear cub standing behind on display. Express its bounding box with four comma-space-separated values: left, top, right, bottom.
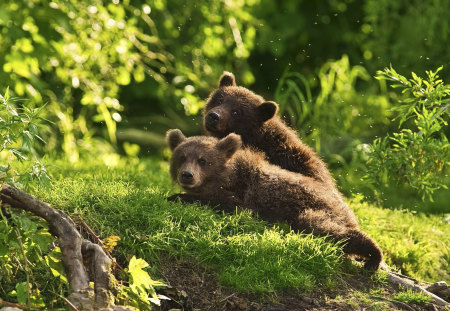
167, 129, 383, 270
203, 72, 334, 186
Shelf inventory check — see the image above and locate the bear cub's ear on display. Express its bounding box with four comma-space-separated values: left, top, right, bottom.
166, 129, 186, 151
219, 71, 236, 87
217, 133, 242, 158
257, 101, 278, 123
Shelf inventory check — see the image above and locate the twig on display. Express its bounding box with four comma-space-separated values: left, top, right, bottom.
220, 293, 236, 303
74, 216, 124, 271
0, 298, 30, 310
58, 293, 79, 311
15, 228, 31, 307
370, 295, 416, 311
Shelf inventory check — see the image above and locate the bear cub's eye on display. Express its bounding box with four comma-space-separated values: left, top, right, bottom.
179, 155, 186, 162
231, 110, 240, 117
198, 158, 206, 166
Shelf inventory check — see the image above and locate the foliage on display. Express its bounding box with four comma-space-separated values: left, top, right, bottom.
393, 288, 433, 305
0, 208, 167, 309
362, 0, 450, 77
116, 256, 168, 310
364, 67, 449, 201
0, 0, 169, 160
0, 207, 65, 308
0, 90, 166, 308
275, 55, 390, 154
1, 0, 449, 307
0, 89, 60, 308
143, 0, 259, 114
0, 89, 50, 187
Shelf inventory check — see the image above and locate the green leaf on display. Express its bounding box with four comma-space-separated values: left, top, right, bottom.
45, 249, 68, 283
16, 282, 28, 305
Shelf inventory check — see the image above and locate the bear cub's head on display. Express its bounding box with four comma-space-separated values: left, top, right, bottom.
166, 129, 242, 192
203, 72, 279, 139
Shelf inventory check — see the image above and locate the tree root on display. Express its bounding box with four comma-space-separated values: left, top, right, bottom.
382, 265, 450, 307
0, 184, 132, 311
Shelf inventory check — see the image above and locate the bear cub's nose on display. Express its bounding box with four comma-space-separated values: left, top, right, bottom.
181, 170, 194, 183
206, 111, 220, 124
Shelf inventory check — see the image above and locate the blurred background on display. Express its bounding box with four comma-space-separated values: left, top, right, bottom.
0, 0, 449, 211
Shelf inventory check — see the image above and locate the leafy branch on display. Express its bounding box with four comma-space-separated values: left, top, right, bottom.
364, 67, 449, 201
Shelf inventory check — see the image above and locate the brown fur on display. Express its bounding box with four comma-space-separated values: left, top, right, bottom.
167, 129, 383, 270
203, 72, 334, 186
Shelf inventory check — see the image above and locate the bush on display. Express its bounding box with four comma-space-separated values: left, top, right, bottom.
364, 66, 449, 201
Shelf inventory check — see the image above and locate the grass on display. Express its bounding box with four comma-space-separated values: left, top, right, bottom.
28, 156, 449, 295
351, 196, 450, 283
393, 288, 433, 304
31, 157, 343, 294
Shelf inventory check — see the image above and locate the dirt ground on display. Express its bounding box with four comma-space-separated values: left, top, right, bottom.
156, 259, 447, 311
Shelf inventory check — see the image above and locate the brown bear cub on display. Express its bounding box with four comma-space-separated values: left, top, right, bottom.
167, 129, 383, 270
203, 72, 334, 186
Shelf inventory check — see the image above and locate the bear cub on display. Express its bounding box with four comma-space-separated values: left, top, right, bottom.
203, 72, 334, 186
167, 129, 383, 270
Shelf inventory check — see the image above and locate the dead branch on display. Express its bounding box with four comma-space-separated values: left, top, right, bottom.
0, 298, 30, 310
74, 216, 124, 271
385, 269, 449, 306
0, 184, 133, 311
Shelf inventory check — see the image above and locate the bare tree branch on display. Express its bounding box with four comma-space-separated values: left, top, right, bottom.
0, 184, 133, 311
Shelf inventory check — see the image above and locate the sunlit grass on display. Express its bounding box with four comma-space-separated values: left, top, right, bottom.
351, 196, 450, 283
393, 288, 433, 305
32, 157, 343, 294
30, 157, 449, 294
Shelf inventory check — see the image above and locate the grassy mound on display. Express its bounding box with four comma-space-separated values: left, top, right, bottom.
33, 158, 343, 294
31, 157, 449, 295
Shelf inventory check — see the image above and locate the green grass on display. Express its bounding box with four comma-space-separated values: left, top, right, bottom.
29, 156, 449, 295
31, 157, 343, 294
393, 288, 433, 305
351, 196, 450, 283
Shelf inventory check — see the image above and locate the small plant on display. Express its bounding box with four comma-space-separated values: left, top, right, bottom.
393, 288, 433, 305
0, 88, 50, 188
116, 256, 169, 310
364, 66, 449, 201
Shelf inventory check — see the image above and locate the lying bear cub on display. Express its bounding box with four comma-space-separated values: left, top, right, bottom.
166, 129, 383, 270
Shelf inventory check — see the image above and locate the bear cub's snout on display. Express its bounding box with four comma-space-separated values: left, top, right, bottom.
205, 111, 221, 130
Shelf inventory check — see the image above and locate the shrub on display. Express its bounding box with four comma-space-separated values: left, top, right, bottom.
364, 66, 449, 201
